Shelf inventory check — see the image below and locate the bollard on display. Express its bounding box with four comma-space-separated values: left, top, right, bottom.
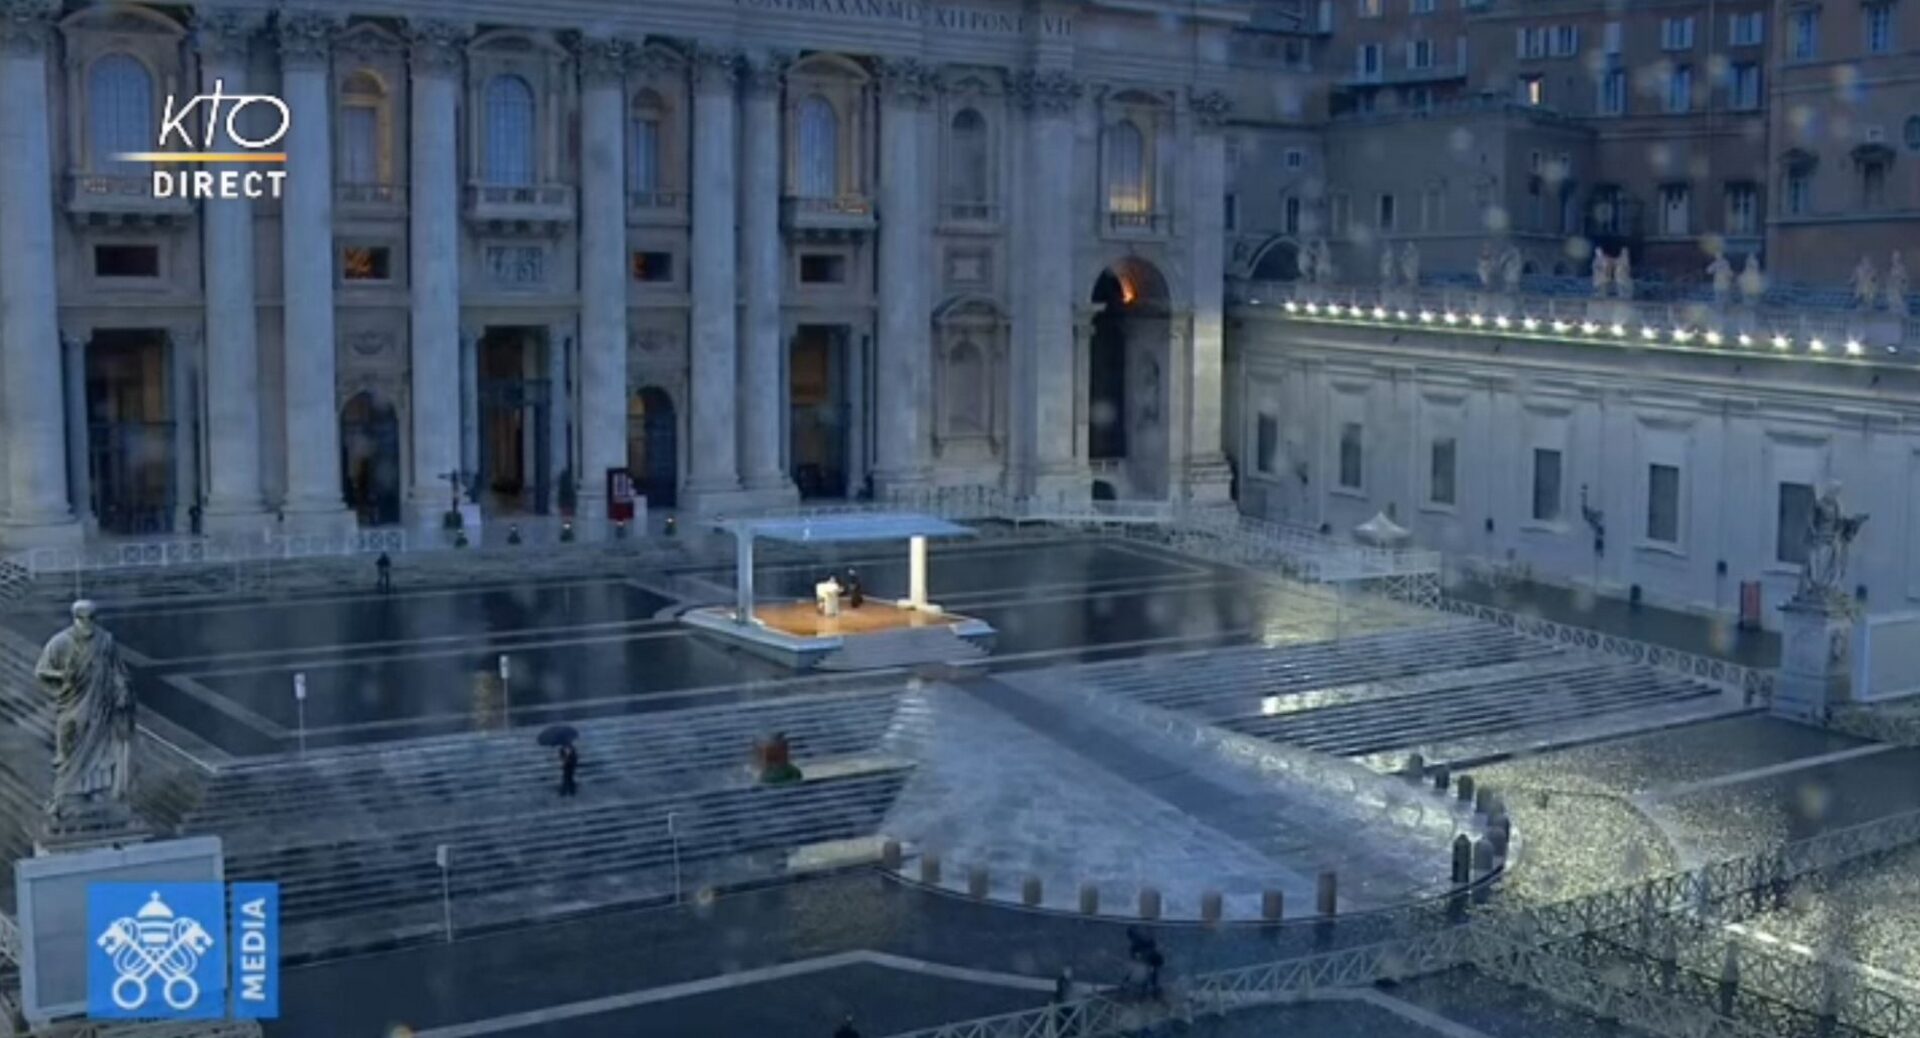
1022, 876, 1043, 907
1138, 887, 1162, 921
1432, 765, 1451, 792
1451, 834, 1473, 885
1261, 890, 1285, 922
1316, 871, 1338, 917
1456, 774, 1476, 806
1473, 785, 1493, 815
1472, 839, 1497, 904
1079, 884, 1100, 916
1405, 753, 1426, 780
881, 840, 902, 869
1488, 817, 1512, 859
1200, 890, 1223, 924
920, 854, 942, 885
968, 865, 989, 899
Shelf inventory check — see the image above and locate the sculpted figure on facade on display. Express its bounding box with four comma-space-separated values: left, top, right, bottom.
1612, 248, 1633, 299
36, 600, 137, 821
1312, 239, 1335, 285
1797, 481, 1868, 608
1852, 256, 1879, 310
1707, 253, 1734, 305
1886, 251, 1910, 314
1378, 243, 1397, 287
1590, 248, 1611, 297
1500, 246, 1523, 294
1400, 242, 1420, 288
1295, 240, 1317, 284
1739, 253, 1765, 304
1476, 243, 1496, 290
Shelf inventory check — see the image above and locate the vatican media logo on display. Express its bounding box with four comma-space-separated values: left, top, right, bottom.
118, 79, 289, 200
87, 882, 280, 1020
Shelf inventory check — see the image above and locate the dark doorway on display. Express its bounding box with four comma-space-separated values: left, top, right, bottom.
789, 325, 849, 499
627, 386, 678, 508
340, 391, 402, 526
1092, 480, 1118, 502
85, 329, 174, 535
1090, 272, 1129, 460
477, 327, 552, 516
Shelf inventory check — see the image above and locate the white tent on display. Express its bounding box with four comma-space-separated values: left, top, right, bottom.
1353, 511, 1412, 547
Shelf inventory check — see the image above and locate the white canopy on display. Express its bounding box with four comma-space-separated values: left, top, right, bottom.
1353, 511, 1412, 547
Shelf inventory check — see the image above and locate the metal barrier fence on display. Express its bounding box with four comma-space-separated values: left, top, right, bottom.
0, 911, 19, 968
22, 528, 407, 579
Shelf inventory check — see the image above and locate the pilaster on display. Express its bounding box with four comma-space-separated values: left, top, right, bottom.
737, 50, 799, 506
574, 34, 631, 523
683, 46, 750, 513
403, 18, 469, 529
873, 57, 936, 496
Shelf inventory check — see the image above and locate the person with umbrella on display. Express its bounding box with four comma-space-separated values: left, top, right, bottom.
539, 725, 579, 797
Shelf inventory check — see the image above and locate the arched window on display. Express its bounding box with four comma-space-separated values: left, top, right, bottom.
945, 340, 987, 436
796, 95, 839, 199
1106, 119, 1148, 214
483, 74, 537, 186
89, 54, 152, 174
339, 70, 387, 184
629, 89, 666, 195
948, 108, 989, 210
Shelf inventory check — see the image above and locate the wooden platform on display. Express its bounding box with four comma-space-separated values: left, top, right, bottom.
753, 599, 963, 637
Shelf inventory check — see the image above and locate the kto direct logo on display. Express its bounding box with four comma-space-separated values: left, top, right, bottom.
86, 882, 279, 1020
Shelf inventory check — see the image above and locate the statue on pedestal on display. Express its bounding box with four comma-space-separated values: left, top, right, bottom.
1739, 253, 1765, 305
1501, 246, 1523, 294
1852, 256, 1879, 310
1590, 248, 1612, 297
1476, 243, 1496, 290
1400, 241, 1421, 287
1707, 253, 1734, 305
1797, 481, 1868, 608
1312, 239, 1336, 285
1887, 251, 1910, 314
35, 600, 137, 824
1295, 241, 1318, 285
1612, 247, 1634, 300
1379, 243, 1398, 287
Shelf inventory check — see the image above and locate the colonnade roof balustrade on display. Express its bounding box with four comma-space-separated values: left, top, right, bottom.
1232, 278, 1920, 368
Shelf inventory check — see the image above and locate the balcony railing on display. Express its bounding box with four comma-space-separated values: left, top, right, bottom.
64, 172, 193, 219
463, 182, 575, 226
335, 181, 406, 211
1105, 208, 1169, 236
626, 189, 687, 225
781, 193, 875, 232
1234, 278, 1920, 362
942, 201, 1000, 226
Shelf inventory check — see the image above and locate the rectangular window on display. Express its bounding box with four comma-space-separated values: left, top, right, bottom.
1339, 423, 1364, 490
1430, 437, 1457, 506
1377, 193, 1396, 231
1600, 67, 1627, 115
1863, 161, 1888, 208
630, 250, 674, 283
1786, 168, 1810, 214
485, 245, 546, 287
1661, 16, 1696, 49
1647, 464, 1681, 544
1867, 4, 1894, 53
93, 244, 159, 278
1285, 148, 1306, 169
1358, 43, 1382, 78
1518, 75, 1545, 106
1224, 192, 1239, 232
799, 253, 847, 284
1725, 182, 1758, 234
1552, 25, 1579, 56
1667, 64, 1693, 112
1790, 10, 1818, 60
1777, 482, 1814, 564
340, 245, 391, 282
1409, 38, 1434, 69
1730, 62, 1762, 109
1591, 186, 1625, 233
1256, 414, 1280, 474
1284, 195, 1302, 234
1729, 11, 1764, 45
1660, 183, 1691, 235
1515, 27, 1548, 59
1532, 448, 1563, 522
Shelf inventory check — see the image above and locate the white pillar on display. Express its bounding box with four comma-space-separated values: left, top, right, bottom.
1185, 91, 1234, 504
405, 20, 466, 527
1017, 70, 1084, 504
738, 53, 796, 503
576, 37, 629, 525
873, 59, 933, 495
908, 534, 928, 609
684, 48, 744, 513
194, 11, 268, 533
0, 4, 78, 544
735, 531, 755, 622
277, 12, 352, 531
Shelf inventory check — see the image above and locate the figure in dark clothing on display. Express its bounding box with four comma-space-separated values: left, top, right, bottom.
833, 1015, 861, 1038
375, 552, 392, 592
845, 568, 863, 609
558, 743, 578, 797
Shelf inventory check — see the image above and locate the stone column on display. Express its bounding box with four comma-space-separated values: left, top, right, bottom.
1185, 90, 1233, 504
277, 12, 352, 531
683, 48, 744, 512
193, 11, 268, 533
737, 52, 797, 504
1015, 69, 1084, 504
459, 328, 479, 490
0, 2, 78, 544
873, 58, 934, 495
405, 20, 466, 527
575, 36, 629, 525
61, 333, 90, 526
170, 330, 199, 531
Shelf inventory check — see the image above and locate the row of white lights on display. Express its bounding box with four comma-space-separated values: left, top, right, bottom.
1279, 299, 1879, 357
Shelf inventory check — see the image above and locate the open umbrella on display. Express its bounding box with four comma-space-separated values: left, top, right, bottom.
536, 724, 578, 747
